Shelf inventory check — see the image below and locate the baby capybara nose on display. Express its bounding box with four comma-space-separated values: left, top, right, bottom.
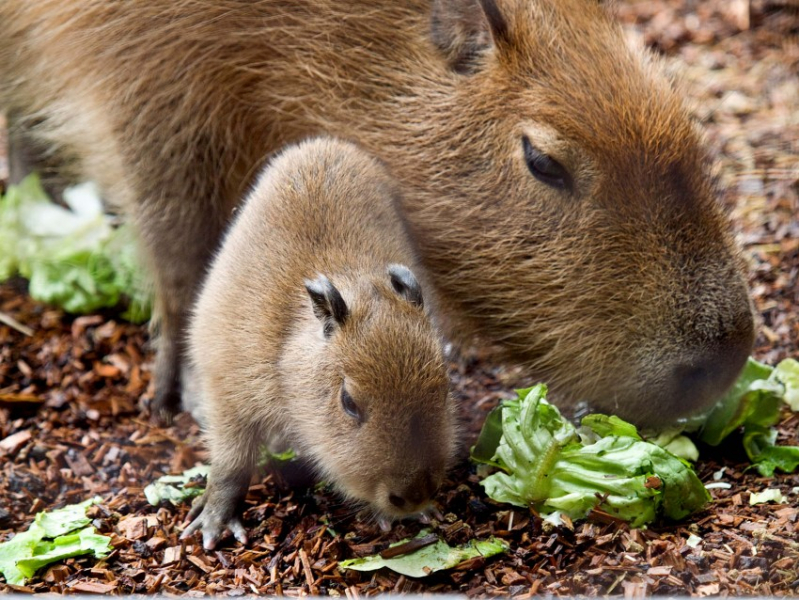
387, 471, 438, 512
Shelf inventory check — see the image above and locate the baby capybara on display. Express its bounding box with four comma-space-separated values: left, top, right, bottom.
183, 137, 456, 548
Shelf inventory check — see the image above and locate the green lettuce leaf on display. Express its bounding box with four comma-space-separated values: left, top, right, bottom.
15, 528, 112, 581
743, 425, 799, 477
0, 497, 111, 586
644, 429, 699, 462
338, 531, 507, 578
772, 359, 799, 411
697, 358, 781, 446
470, 404, 505, 468
34, 497, 98, 538
0, 528, 41, 586
0, 175, 151, 321
144, 465, 210, 506
474, 386, 709, 527
0, 174, 49, 280
695, 358, 799, 474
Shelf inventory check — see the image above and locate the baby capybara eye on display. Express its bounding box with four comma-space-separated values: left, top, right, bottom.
340, 388, 362, 423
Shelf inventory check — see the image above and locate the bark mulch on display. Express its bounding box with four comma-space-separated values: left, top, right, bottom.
1, 0, 798, 596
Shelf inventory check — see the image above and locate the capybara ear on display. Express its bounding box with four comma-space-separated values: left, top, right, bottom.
304, 274, 349, 337
430, 0, 510, 73
388, 264, 424, 308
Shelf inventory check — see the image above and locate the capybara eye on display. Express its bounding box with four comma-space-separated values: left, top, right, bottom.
522, 136, 570, 191
341, 388, 362, 422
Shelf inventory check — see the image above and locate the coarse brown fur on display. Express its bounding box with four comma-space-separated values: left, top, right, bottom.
0, 0, 754, 428
184, 138, 456, 548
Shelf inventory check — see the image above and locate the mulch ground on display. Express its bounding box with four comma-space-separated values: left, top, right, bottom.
1, 0, 798, 596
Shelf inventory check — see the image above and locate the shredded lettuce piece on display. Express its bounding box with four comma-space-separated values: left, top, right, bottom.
0, 497, 111, 586
338, 531, 507, 578
0, 174, 151, 321
144, 465, 210, 506
749, 488, 788, 505
145, 449, 297, 507
259, 447, 297, 468
696, 358, 799, 476
696, 358, 782, 446
472, 385, 709, 528
773, 359, 799, 412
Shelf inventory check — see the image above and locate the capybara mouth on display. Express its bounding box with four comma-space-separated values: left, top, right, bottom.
585, 339, 753, 430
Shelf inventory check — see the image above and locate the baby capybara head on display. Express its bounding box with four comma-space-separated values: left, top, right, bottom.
292, 267, 457, 520
408, 0, 754, 427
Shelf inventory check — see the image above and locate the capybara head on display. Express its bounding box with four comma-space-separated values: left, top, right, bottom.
289, 266, 457, 519
398, 0, 754, 427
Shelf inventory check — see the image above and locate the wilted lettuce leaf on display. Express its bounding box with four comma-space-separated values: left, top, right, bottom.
697, 358, 782, 446
473, 386, 709, 527
338, 531, 508, 578
0, 175, 151, 321
743, 425, 799, 477
144, 465, 210, 506
773, 359, 799, 411
0, 497, 111, 586
644, 429, 699, 462
695, 358, 799, 475
748, 488, 788, 505
14, 528, 112, 582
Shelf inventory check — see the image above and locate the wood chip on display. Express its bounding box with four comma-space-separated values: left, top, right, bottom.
0, 430, 32, 454
68, 580, 118, 594
162, 546, 183, 566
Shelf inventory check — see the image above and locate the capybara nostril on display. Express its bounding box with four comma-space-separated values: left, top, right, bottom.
387, 470, 440, 513
671, 337, 752, 416
387, 488, 425, 511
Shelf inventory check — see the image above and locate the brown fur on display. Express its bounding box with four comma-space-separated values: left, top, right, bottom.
184, 138, 456, 547
0, 0, 753, 428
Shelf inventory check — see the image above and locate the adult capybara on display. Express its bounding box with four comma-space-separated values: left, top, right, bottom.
0, 0, 754, 428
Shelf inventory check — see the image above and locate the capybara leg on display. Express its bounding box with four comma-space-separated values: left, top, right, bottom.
138, 199, 226, 424
181, 417, 259, 549
7, 116, 71, 203
8, 122, 38, 186
181, 468, 251, 550
150, 305, 184, 425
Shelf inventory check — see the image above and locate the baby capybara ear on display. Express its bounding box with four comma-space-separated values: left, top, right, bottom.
430, 0, 509, 73
304, 274, 349, 337
388, 264, 424, 308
